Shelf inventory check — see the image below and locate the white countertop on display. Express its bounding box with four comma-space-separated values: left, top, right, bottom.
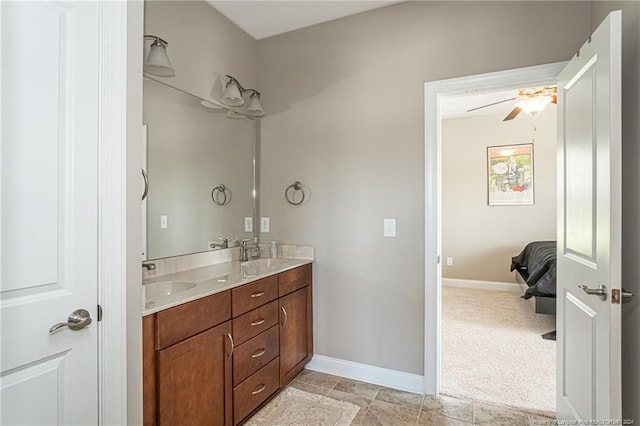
142, 257, 313, 316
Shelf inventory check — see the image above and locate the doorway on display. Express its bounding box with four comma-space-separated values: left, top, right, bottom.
423, 62, 566, 399
437, 90, 557, 414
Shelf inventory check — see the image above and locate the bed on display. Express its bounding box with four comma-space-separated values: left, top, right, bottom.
510, 241, 557, 315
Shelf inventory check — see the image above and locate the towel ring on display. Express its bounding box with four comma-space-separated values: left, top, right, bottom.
285, 181, 305, 205
141, 169, 149, 201
211, 184, 230, 206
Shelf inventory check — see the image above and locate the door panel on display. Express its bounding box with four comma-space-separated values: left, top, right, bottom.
563, 293, 596, 418
0, 1, 100, 424
556, 10, 622, 421
564, 61, 596, 263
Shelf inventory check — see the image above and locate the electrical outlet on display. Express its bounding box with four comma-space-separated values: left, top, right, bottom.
446, 257, 454, 266
261, 217, 270, 233
244, 217, 253, 232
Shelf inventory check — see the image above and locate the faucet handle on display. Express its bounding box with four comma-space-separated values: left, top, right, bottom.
219, 237, 228, 248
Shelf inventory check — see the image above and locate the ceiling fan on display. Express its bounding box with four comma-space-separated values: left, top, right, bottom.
467, 86, 557, 121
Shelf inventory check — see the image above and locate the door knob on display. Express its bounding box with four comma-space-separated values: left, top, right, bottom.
578, 284, 607, 301
49, 309, 92, 334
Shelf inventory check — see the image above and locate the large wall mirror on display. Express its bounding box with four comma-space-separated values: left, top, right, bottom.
143, 78, 258, 260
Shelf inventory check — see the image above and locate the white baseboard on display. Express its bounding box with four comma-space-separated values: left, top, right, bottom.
306, 354, 424, 394
442, 277, 521, 293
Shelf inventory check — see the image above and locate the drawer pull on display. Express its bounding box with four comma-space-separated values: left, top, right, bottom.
250, 291, 265, 298
251, 318, 266, 326
281, 307, 288, 326
251, 384, 267, 395
251, 348, 266, 358
226, 333, 234, 357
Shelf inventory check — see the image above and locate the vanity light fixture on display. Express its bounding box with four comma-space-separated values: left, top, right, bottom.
245, 90, 265, 116
221, 76, 244, 106
144, 35, 175, 77
221, 75, 265, 116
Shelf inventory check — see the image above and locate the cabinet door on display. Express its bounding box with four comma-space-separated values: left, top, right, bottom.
279, 287, 313, 386
158, 321, 233, 426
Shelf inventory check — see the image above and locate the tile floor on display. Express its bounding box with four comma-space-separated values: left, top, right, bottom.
282, 370, 556, 426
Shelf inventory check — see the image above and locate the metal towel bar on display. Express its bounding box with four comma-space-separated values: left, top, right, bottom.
285, 181, 305, 205
211, 184, 231, 206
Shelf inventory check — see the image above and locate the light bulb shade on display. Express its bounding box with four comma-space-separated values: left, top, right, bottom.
246, 92, 265, 116
221, 79, 244, 107
144, 41, 175, 77
515, 96, 552, 116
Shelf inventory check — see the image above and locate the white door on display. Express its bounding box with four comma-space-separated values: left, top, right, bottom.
1, 1, 100, 424
556, 11, 622, 421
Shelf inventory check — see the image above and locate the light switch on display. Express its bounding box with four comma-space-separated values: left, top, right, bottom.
261, 217, 270, 233
160, 215, 168, 229
244, 217, 253, 232
383, 218, 396, 237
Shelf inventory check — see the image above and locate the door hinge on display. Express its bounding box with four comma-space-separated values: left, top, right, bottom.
437, 255, 441, 264
97, 304, 103, 321
612, 289, 634, 304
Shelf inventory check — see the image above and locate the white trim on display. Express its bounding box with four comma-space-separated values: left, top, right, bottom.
97, 1, 128, 424
306, 355, 424, 394
424, 62, 566, 396
442, 278, 521, 293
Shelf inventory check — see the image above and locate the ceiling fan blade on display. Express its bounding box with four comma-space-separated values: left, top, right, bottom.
503, 107, 522, 121
467, 97, 519, 113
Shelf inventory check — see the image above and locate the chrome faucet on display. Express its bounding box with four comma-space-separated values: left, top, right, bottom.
209, 237, 228, 250
142, 262, 156, 271
240, 238, 261, 262
240, 239, 251, 262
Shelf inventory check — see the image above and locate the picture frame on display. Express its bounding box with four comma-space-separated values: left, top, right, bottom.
487, 143, 534, 206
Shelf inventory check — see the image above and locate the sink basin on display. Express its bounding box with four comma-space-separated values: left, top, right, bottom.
145, 281, 196, 299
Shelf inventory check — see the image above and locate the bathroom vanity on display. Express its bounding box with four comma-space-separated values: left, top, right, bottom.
142, 258, 313, 426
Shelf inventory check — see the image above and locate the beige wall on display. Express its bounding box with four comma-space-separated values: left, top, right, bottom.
257, 1, 591, 375
144, 0, 257, 103
590, 2, 640, 422
442, 111, 557, 283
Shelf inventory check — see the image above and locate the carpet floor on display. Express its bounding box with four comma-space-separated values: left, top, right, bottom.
441, 285, 556, 417
245, 387, 361, 425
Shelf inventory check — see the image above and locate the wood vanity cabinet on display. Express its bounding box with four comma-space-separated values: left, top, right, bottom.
278, 265, 313, 387
143, 291, 233, 426
143, 263, 313, 426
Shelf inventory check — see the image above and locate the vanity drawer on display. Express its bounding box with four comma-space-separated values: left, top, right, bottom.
155, 290, 231, 350
232, 299, 279, 345
233, 357, 279, 424
233, 325, 279, 386
232, 275, 278, 317
278, 264, 312, 297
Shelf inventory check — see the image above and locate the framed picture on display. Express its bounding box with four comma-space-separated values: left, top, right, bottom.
487, 143, 534, 206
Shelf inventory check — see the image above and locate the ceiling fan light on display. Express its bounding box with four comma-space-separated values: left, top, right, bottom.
515, 96, 552, 116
